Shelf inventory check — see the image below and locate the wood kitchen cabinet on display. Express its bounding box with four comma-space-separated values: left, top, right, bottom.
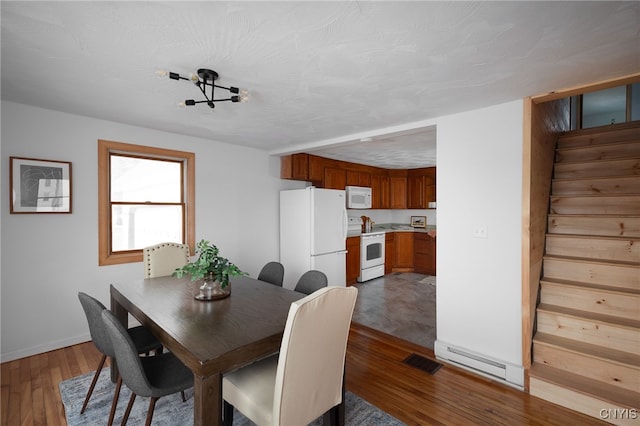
393, 232, 414, 271
407, 167, 436, 209
370, 174, 390, 209
346, 236, 361, 285
389, 176, 407, 209
324, 167, 347, 190
385, 232, 394, 274
346, 170, 372, 188
414, 233, 436, 275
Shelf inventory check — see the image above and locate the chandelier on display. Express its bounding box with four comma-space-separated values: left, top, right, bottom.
157, 68, 249, 109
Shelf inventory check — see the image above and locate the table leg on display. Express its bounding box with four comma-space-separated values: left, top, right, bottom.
109, 291, 128, 383
193, 372, 222, 426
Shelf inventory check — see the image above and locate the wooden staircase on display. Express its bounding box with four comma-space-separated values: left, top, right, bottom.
529, 124, 640, 425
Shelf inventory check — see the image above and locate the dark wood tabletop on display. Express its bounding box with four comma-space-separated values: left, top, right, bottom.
110, 275, 303, 426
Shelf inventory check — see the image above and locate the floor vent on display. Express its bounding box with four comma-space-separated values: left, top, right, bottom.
403, 353, 442, 375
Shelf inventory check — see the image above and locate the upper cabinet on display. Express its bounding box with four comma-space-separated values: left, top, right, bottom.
407, 168, 436, 209
280, 154, 435, 210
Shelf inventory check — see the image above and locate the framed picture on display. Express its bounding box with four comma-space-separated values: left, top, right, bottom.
10, 157, 72, 214
411, 215, 426, 228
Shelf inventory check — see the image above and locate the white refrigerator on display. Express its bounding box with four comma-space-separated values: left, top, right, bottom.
280, 187, 348, 290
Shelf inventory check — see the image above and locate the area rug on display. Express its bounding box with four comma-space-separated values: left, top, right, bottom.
418, 275, 436, 286
60, 369, 405, 425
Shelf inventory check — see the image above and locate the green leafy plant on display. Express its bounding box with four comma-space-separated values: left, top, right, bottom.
172, 239, 247, 288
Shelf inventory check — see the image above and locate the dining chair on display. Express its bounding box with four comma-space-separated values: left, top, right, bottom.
293, 269, 328, 295
143, 242, 190, 278
101, 309, 194, 426
222, 286, 358, 426
77, 292, 163, 425
257, 261, 285, 287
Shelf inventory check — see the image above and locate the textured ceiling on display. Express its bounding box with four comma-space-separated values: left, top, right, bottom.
2, 1, 639, 169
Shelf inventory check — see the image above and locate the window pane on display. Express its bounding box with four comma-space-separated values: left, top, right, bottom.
582, 86, 626, 128
111, 155, 181, 202
111, 204, 183, 251
632, 83, 640, 122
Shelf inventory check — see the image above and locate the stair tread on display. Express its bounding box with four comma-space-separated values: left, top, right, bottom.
552, 175, 640, 183
533, 332, 640, 366
554, 156, 640, 165
537, 303, 640, 329
530, 363, 640, 409
550, 194, 640, 198
540, 277, 640, 295
543, 253, 640, 267
546, 233, 640, 242
556, 140, 640, 151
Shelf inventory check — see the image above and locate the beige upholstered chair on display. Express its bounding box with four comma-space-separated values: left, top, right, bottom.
222, 286, 358, 426
143, 242, 190, 278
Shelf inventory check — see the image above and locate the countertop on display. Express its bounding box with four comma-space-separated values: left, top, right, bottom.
348, 223, 436, 238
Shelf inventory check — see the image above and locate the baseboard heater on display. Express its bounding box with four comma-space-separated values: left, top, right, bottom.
435, 340, 524, 390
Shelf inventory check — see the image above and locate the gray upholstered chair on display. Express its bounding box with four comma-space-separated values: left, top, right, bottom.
101, 309, 193, 426
293, 269, 328, 295
77, 292, 162, 425
222, 286, 357, 426
143, 242, 190, 278
257, 261, 285, 287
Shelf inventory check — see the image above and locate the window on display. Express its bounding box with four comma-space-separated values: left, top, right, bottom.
98, 140, 195, 265
570, 82, 640, 129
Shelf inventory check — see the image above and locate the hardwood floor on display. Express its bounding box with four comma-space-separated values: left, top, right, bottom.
1, 324, 605, 425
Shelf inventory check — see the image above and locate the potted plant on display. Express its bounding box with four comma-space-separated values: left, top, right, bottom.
173, 239, 246, 300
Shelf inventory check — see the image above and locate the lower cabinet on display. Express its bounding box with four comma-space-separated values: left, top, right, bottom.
384, 232, 394, 274
414, 233, 436, 275
346, 236, 361, 285
393, 232, 414, 271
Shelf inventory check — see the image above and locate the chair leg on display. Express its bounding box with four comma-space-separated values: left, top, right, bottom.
121, 393, 136, 426
223, 400, 234, 426
80, 354, 107, 414
108, 376, 123, 426
181, 390, 186, 402
145, 397, 158, 426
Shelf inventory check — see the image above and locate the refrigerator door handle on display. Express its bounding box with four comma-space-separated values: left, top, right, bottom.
342, 208, 348, 239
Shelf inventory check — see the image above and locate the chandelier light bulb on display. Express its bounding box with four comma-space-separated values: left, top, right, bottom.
239, 90, 250, 103
155, 70, 169, 78
189, 73, 199, 84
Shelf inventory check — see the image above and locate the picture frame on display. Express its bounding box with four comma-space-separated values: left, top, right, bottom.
411, 215, 426, 228
10, 156, 72, 214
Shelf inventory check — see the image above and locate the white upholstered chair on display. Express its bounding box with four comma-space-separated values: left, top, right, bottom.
143, 242, 190, 278
222, 286, 358, 426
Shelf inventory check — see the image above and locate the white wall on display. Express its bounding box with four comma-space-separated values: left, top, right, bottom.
0, 101, 304, 362
436, 100, 523, 367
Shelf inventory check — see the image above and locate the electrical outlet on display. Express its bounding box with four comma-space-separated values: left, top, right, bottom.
473, 225, 488, 239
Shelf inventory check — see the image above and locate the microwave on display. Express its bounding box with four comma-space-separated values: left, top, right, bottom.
346, 186, 372, 209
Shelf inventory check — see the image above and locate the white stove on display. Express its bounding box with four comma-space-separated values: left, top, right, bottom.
349, 217, 386, 282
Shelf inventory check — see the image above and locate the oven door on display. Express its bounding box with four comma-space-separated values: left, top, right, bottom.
361, 234, 385, 269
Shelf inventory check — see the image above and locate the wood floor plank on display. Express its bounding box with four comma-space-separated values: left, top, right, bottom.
1, 333, 608, 426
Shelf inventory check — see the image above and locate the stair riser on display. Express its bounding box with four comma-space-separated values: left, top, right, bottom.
545, 236, 640, 263
557, 128, 640, 149
543, 258, 639, 289
541, 283, 640, 321
530, 377, 639, 425
548, 216, 640, 237
555, 141, 640, 163
536, 311, 640, 354
533, 344, 640, 392
549, 196, 640, 215
553, 159, 640, 179
552, 176, 640, 195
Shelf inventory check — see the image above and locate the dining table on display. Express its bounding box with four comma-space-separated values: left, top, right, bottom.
110, 274, 304, 426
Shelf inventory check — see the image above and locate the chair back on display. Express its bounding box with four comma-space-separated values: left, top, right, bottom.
293, 270, 328, 295
273, 286, 357, 425
257, 261, 285, 287
143, 242, 190, 278
101, 309, 153, 397
78, 292, 115, 358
